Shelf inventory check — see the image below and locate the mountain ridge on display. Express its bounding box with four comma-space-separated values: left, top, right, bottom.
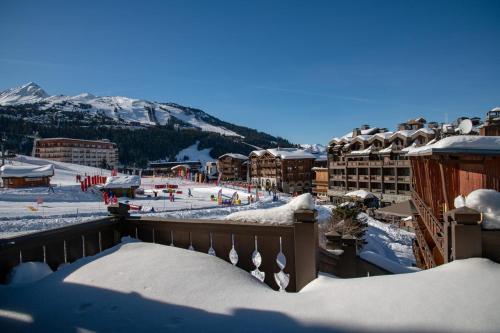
0, 82, 294, 167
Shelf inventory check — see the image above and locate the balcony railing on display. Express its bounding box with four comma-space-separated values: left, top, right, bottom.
411, 190, 448, 261
0, 206, 319, 292
414, 224, 436, 269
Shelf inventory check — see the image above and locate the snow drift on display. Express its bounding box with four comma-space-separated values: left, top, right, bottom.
454, 189, 500, 229
225, 193, 315, 224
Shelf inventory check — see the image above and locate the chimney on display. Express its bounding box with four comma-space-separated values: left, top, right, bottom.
360, 124, 370, 130
352, 128, 361, 137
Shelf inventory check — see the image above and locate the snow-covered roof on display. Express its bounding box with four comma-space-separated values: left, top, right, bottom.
103, 175, 141, 189
0, 164, 54, 178
406, 136, 500, 156
266, 148, 316, 160
400, 142, 418, 153
390, 130, 417, 140
370, 132, 393, 142
349, 145, 375, 155
412, 127, 435, 136
345, 189, 375, 199
250, 149, 267, 157
171, 164, 191, 170
491, 106, 500, 112
218, 153, 248, 160
378, 143, 394, 154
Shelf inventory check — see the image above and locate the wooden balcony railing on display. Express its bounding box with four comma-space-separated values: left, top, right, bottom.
411, 190, 448, 261
413, 224, 436, 269
0, 206, 319, 292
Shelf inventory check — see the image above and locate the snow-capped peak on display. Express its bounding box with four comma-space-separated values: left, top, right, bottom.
0, 82, 243, 138
300, 143, 326, 154
0, 82, 49, 105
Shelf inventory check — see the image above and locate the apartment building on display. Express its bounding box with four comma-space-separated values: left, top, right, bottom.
33, 138, 118, 168
217, 153, 248, 181
249, 148, 316, 194
327, 119, 437, 203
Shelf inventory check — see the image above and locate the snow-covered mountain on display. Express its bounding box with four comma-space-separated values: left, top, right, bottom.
0, 82, 242, 137
299, 143, 326, 154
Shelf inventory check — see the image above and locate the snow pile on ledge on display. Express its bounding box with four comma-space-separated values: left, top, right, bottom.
406, 135, 500, 156
7, 262, 53, 285
454, 189, 500, 229
225, 193, 314, 224
0, 164, 54, 178
345, 189, 375, 199
1, 242, 500, 332
103, 175, 141, 189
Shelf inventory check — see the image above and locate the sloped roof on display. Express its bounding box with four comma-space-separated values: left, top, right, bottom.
267, 148, 316, 160
407, 136, 500, 156
0, 164, 54, 178
218, 153, 249, 160
103, 175, 141, 189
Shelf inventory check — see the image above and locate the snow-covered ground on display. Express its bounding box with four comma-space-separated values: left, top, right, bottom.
1, 239, 498, 332
0, 156, 416, 273
175, 141, 215, 166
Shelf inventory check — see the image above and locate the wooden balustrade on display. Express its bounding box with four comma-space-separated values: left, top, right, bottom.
0, 206, 318, 292
411, 190, 448, 261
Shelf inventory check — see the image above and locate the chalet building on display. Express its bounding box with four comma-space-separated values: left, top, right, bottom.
217, 153, 248, 181
0, 164, 54, 188
249, 148, 316, 194
407, 136, 500, 269
480, 107, 500, 136
33, 138, 118, 168
312, 167, 328, 199
101, 175, 141, 198
144, 160, 202, 176
327, 120, 437, 203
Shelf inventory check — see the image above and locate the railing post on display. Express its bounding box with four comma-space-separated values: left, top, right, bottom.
445, 207, 482, 261
293, 209, 318, 291
108, 203, 130, 244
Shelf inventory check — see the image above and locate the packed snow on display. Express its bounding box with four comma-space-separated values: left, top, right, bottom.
359, 213, 417, 273
1, 240, 499, 332
225, 193, 315, 224
0, 164, 54, 178
344, 189, 375, 199
406, 135, 500, 156
454, 189, 500, 229
7, 262, 53, 285
102, 175, 141, 189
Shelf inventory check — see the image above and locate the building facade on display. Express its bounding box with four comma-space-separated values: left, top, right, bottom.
217, 153, 248, 181
327, 120, 437, 203
249, 148, 316, 194
33, 138, 118, 168
407, 137, 500, 269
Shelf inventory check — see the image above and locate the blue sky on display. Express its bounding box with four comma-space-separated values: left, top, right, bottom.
1, 0, 499, 144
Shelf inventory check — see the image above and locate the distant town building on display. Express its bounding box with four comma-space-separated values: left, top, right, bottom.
0, 164, 54, 188
217, 153, 249, 181
145, 160, 202, 176
480, 107, 500, 136
249, 148, 316, 194
33, 138, 118, 168
205, 161, 218, 180
327, 119, 436, 203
